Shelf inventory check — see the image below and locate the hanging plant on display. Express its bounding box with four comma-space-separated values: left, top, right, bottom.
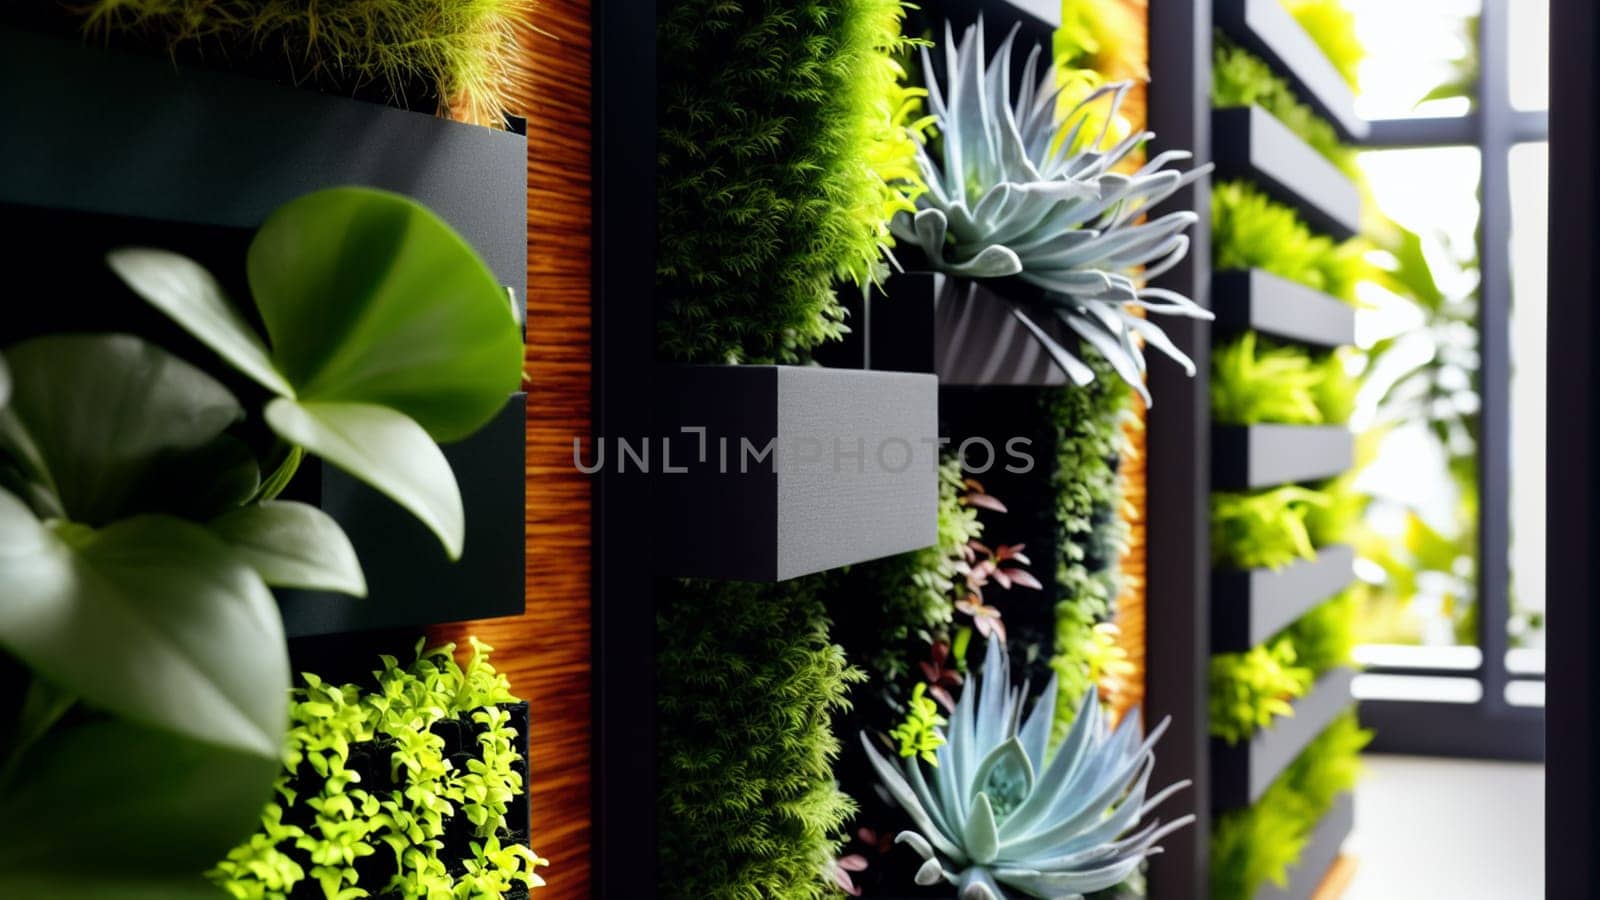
893, 19, 1212, 403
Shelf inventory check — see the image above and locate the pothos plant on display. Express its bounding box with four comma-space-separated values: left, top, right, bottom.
0, 187, 523, 897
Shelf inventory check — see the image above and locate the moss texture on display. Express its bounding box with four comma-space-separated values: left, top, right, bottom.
1212, 34, 1355, 176
78, 0, 529, 125
1043, 353, 1134, 734
1212, 180, 1369, 304
1211, 711, 1371, 900
657, 577, 864, 899
656, 0, 924, 364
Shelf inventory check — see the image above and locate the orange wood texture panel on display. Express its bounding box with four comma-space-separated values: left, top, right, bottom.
429, 3, 593, 896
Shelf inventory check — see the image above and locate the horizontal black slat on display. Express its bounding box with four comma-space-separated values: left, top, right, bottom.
1214, 106, 1362, 239
1361, 700, 1544, 761
1213, 669, 1356, 811
1213, 269, 1357, 349
650, 365, 939, 581
1214, 424, 1354, 489
1216, 0, 1369, 141
1255, 792, 1355, 900
1213, 545, 1356, 652
920, 0, 1061, 33
0, 27, 526, 295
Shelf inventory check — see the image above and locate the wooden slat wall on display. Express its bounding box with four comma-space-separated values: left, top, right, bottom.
429, 3, 593, 897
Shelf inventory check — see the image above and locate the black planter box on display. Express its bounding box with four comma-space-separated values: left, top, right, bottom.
1213, 269, 1357, 349
919, 0, 1061, 33
836, 272, 1076, 387
1214, 424, 1354, 489
1213, 106, 1362, 240
0, 26, 526, 296
1213, 545, 1356, 653
1213, 668, 1356, 812
1, 27, 530, 635
1216, 0, 1369, 142
278, 394, 526, 637
649, 365, 939, 581
1256, 792, 1355, 900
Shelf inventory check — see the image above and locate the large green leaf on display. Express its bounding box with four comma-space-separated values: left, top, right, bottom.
106, 248, 294, 397
246, 187, 522, 442
264, 398, 464, 559
0, 489, 288, 758
0, 716, 278, 898
210, 500, 366, 596
0, 335, 245, 526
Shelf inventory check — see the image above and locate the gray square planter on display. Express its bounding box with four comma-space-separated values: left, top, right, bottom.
1213, 668, 1356, 811
650, 365, 939, 581
1213, 545, 1357, 653
1214, 106, 1362, 240
1214, 424, 1355, 489
1213, 269, 1357, 349
1216, 0, 1369, 141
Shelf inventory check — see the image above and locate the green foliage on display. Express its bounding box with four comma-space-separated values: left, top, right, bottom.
1043, 358, 1133, 736
1209, 591, 1358, 743
1212, 35, 1356, 176
1212, 180, 1368, 304
899, 22, 1210, 401
79, 0, 530, 125
1211, 712, 1371, 900
658, 576, 865, 899
1212, 334, 1357, 426
1212, 485, 1330, 571
657, 0, 926, 364
852, 456, 983, 686
888, 683, 947, 766
1209, 640, 1312, 746
0, 188, 519, 898
862, 638, 1191, 898
210, 639, 547, 899
1304, 472, 1365, 548
1283, 0, 1364, 89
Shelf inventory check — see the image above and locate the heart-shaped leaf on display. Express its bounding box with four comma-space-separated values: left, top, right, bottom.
0, 488, 288, 759
0, 716, 279, 896
264, 398, 463, 558
0, 335, 245, 526
245, 187, 523, 442
210, 500, 366, 596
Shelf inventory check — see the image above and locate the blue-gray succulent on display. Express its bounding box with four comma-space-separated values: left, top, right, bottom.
861, 639, 1193, 899
894, 18, 1213, 404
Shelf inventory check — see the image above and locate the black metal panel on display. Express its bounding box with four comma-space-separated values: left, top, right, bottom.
1212, 670, 1354, 812
1213, 424, 1354, 489
1546, 0, 1599, 892
1212, 269, 1356, 349
1254, 792, 1353, 900
591, 1, 658, 894
1145, 0, 1215, 894
1213, 545, 1356, 653
278, 395, 526, 636
0, 27, 527, 296
1215, 0, 1368, 141
1362, 699, 1543, 762
1213, 106, 1362, 239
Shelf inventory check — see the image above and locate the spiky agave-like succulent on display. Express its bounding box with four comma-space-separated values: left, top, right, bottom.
861, 638, 1192, 899
894, 19, 1213, 404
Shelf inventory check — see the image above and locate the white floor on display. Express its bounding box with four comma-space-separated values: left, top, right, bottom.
1342, 755, 1544, 900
